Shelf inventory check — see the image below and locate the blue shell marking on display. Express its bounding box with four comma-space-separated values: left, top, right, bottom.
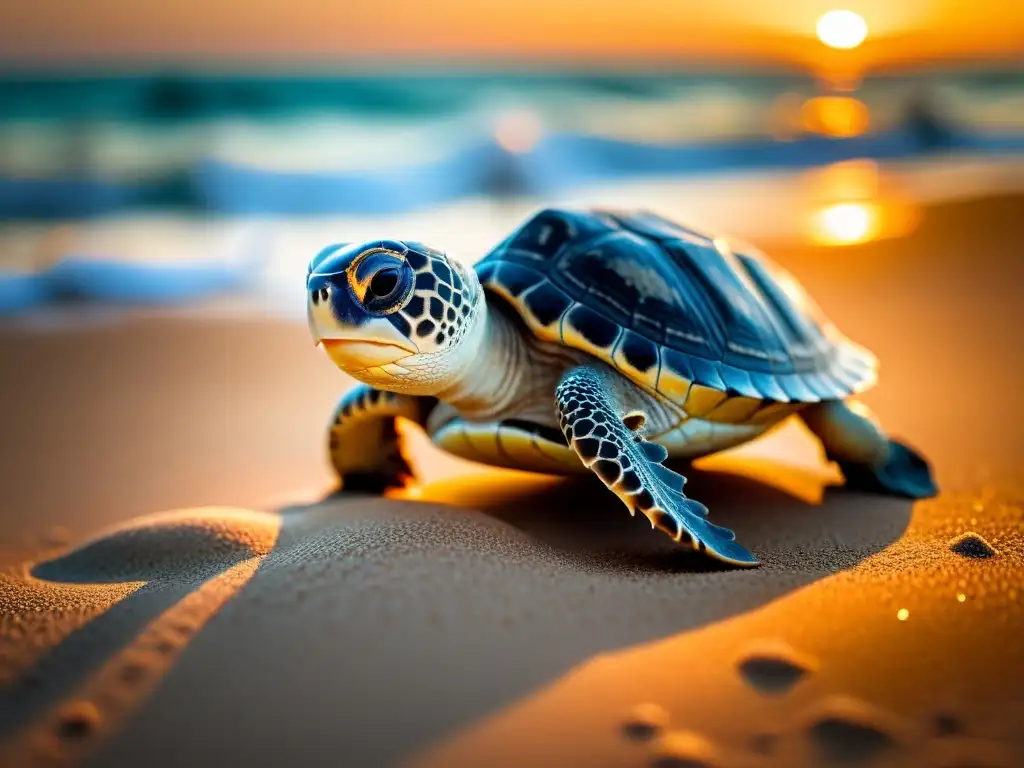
475, 207, 877, 405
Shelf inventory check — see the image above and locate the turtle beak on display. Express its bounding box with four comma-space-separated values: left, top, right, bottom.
307, 291, 418, 371
319, 333, 418, 370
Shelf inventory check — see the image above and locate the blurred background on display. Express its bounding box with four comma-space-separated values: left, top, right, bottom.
0, 0, 1021, 319
0, 1, 1023, 541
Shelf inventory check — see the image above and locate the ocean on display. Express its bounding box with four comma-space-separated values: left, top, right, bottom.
0, 67, 1022, 318
1, 68, 1022, 219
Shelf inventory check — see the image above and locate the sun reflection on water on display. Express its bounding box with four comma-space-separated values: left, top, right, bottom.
802, 159, 923, 247
812, 201, 880, 246
801, 96, 871, 138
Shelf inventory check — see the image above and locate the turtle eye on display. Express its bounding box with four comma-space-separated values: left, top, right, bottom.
368, 268, 400, 300
360, 261, 413, 315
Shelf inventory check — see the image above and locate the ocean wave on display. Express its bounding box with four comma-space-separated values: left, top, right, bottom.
0, 68, 1021, 219
1, 126, 1022, 220
0, 71, 816, 122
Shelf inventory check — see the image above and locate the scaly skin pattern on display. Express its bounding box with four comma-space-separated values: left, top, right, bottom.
328, 385, 430, 493
555, 365, 759, 567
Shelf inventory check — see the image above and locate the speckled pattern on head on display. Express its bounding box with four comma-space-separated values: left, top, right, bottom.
308, 238, 480, 350
475, 207, 878, 416
307, 238, 485, 393
391, 240, 480, 349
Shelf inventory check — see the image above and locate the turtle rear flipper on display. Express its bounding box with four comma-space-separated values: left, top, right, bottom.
838, 440, 937, 499
802, 400, 938, 500
555, 365, 759, 567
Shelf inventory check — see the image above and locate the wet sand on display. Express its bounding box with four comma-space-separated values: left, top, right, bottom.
0, 194, 1023, 767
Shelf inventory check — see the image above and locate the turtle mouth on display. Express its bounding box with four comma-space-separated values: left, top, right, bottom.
319, 338, 416, 369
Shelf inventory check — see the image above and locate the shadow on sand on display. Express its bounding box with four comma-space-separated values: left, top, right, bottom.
3, 462, 912, 767
0, 511, 275, 756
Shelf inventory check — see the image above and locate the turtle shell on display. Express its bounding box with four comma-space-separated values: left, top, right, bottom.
475, 208, 876, 415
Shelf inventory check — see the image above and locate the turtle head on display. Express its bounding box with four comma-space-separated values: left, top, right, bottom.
307, 240, 486, 395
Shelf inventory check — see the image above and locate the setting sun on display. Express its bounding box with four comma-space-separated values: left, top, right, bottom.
816, 10, 869, 50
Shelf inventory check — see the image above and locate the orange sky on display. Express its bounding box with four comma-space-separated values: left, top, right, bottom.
0, 0, 1022, 72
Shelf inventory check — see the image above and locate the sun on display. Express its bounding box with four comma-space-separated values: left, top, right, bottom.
816, 9, 869, 50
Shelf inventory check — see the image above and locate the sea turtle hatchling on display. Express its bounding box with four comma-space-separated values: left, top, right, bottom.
306, 208, 938, 567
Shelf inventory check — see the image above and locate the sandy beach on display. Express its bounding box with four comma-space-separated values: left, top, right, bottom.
0, 193, 1022, 767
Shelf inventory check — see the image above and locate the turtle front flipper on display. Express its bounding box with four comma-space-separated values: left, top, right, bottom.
327, 386, 432, 493
555, 365, 759, 567
801, 399, 938, 499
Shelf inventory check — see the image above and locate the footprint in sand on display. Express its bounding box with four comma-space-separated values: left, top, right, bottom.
801, 695, 902, 764
949, 532, 998, 559
55, 700, 100, 742
621, 702, 670, 742
735, 638, 818, 695
648, 730, 721, 768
